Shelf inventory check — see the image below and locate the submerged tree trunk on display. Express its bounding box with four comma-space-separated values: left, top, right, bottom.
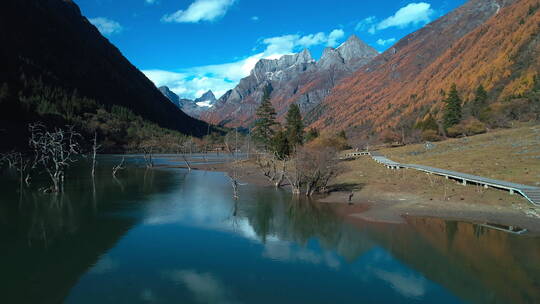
274, 161, 286, 188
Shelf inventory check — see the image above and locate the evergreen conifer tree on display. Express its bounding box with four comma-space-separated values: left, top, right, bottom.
285, 103, 304, 149
252, 86, 277, 150
443, 84, 462, 129
471, 85, 488, 119
271, 130, 290, 159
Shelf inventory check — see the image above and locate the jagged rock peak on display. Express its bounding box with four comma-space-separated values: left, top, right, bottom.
195, 90, 217, 103
337, 34, 378, 61
318, 47, 345, 68
318, 34, 378, 69
252, 49, 314, 74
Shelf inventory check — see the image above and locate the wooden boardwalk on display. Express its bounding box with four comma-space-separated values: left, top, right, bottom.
343, 151, 540, 206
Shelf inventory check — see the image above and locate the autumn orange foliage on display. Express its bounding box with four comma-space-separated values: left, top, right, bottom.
310, 0, 540, 136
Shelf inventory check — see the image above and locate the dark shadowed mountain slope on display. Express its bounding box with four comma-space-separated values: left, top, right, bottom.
0, 0, 209, 149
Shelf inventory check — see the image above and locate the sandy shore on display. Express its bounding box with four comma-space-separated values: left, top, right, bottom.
164, 159, 540, 233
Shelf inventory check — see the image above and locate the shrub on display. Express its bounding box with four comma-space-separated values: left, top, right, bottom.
447, 118, 487, 137
306, 131, 349, 150
421, 130, 442, 142
380, 129, 401, 144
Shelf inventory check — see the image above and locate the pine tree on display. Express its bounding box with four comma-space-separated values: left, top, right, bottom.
443, 84, 462, 129
471, 85, 488, 119
271, 130, 290, 159
252, 86, 277, 150
285, 103, 304, 149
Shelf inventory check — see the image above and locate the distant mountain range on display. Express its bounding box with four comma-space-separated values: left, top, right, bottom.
188, 0, 538, 141
2, 0, 537, 150
201, 35, 379, 127
0, 0, 210, 150
158, 87, 217, 119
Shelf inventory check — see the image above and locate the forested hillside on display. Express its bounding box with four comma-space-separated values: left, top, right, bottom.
310, 0, 539, 142
0, 0, 210, 151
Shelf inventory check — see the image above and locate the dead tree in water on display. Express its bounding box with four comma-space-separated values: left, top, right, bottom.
140, 139, 159, 168
283, 147, 338, 197
112, 156, 125, 177
227, 173, 240, 200
91, 132, 101, 178
179, 137, 193, 171
1, 151, 32, 187
29, 123, 81, 193
255, 154, 278, 182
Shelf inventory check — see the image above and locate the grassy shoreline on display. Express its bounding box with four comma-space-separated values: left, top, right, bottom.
170, 125, 540, 232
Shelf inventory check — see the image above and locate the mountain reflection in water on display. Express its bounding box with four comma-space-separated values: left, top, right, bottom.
0, 156, 538, 304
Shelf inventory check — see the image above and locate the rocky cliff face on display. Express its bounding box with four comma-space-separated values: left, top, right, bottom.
309, 0, 536, 139
201, 35, 378, 127
318, 35, 378, 71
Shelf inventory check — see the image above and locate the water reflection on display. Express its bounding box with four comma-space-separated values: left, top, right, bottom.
0, 157, 539, 304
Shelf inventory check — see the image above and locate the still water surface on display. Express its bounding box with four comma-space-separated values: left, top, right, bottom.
1, 156, 539, 304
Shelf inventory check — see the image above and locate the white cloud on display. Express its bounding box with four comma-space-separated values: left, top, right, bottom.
165, 270, 236, 304
369, 2, 434, 33
143, 29, 345, 99
355, 16, 376, 31
327, 29, 345, 47
374, 269, 427, 298
89, 17, 123, 36
162, 0, 236, 23
376, 38, 396, 46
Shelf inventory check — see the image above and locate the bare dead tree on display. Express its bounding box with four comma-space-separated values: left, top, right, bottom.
255, 153, 279, 182
112, 156, 125, 177
283, 147, 338, 197
274, 158, 286, 188
1, 151, 32, 189
284, 156, 303, 195
28, 123, 81, 193
0, 151, 18, 169
227, 173, 240, 200
91, 132, 101, 178
181, 137, 193, 171
140, 139, 158, 168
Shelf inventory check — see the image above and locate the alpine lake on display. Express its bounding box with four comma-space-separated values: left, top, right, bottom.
1, 155, 539, 304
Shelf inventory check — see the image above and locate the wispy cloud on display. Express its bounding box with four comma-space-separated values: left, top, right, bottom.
373, 269, 427, 298
162, 0, 236, 23
376, 37, 396, 46
164, 270, 237, 304
89, 17, 123, 36
143, 29, 346, 99
367, 2, 434, 34
355, 16, 376, 31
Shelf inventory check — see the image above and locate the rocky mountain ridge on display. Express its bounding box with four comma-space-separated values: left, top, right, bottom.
309, 0, 538, 140
201, 35, 379, 127
158, 87, 217, 119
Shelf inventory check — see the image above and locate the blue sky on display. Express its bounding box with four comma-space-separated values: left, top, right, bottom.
78, 0, 465, 99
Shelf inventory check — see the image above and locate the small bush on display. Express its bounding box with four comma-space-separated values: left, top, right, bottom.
421, 129, 442, 141
447, 118, 487, 137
